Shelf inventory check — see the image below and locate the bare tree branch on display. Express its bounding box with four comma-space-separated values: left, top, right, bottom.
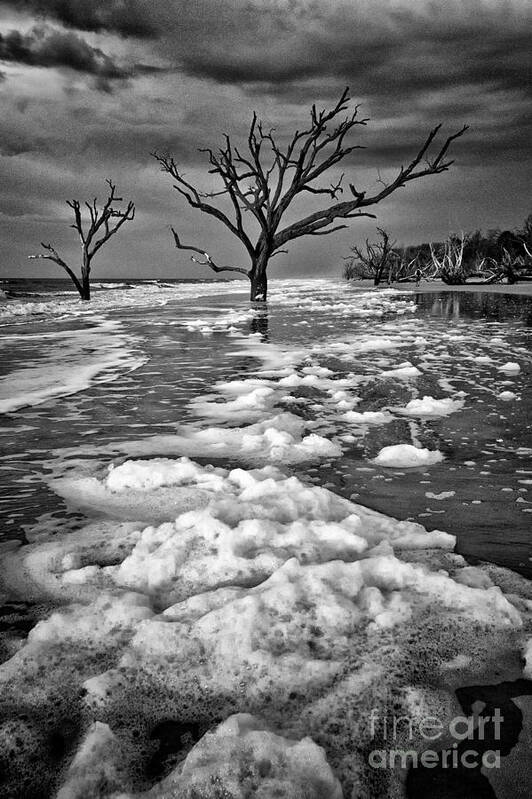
28, 243, 84, 295
171, 228, 249, 276
274, 124, 468, 249
153, 152, 255, 258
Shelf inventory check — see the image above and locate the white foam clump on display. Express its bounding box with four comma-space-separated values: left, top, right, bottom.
426, 490, 455, 500
396, 395, 464, 417
498, 391, 517, 401
373, 444, 445, 468
453, 566, 495, 590
105, 458, 223, 493
28, 591, 153, 648
191, 381, 278, 422
50, 459, 221, 523
279, 372, 331, 388
93, 544, 520, 720
498, 362, 521, 374
343, 410, 392, 425
37, 460, 456, 609
189, 372, 354, 425
381, 362, 422, 379
183, 307, 258, 335
173, 414, 341, 463
89, 463, 405, 604
127, 714, 342, 799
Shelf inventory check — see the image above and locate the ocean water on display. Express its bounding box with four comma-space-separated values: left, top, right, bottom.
0, 277, 531, 798
1, 278, 530, 574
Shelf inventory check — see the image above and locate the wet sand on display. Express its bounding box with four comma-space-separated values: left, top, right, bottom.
361, 279, 532, 297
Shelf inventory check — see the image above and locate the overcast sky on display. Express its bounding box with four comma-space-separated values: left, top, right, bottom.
0, 0, 530, 280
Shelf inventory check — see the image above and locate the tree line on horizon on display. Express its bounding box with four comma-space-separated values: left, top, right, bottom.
343, 216, 532, 286
24, 87, 494, 301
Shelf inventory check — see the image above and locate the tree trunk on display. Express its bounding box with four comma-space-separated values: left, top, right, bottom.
81, 254, 91, 300
249, 250, 269, 301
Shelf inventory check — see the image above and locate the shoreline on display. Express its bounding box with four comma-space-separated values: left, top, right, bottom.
359, 278, 532, 297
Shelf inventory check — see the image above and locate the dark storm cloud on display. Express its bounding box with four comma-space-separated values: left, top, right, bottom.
163, 0, 529, 170
2, 1, 530, 102
174, 3, 531, 105
4, 0, 157, 38
0, 25, 127, 78
3, 2, 529, 110
0, 24, 169, 91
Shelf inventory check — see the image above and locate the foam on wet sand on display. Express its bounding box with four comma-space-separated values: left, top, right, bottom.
1, 279, 531, 798
1, 452, 528, 797
0, 319, 146, 414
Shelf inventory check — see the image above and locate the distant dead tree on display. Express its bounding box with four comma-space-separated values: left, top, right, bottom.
153, 88, 467, 301
344, 229, 434, 284
343, 228, 398, 285
29, 180, 135, 300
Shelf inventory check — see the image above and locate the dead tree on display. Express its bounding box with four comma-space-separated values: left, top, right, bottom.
344, 228, 398, 285
29, 180, 135, 300
154, 88, 467, 301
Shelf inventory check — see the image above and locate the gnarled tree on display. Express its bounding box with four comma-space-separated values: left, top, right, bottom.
29, 180, 135, 300
154, 88, 467, 302
343, 228, 398, 285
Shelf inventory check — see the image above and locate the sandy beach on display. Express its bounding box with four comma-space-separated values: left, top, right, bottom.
351, 278, 532, 297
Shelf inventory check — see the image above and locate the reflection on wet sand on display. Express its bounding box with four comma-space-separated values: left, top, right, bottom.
249, 306, 269, 339
418, 291, 532, 324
